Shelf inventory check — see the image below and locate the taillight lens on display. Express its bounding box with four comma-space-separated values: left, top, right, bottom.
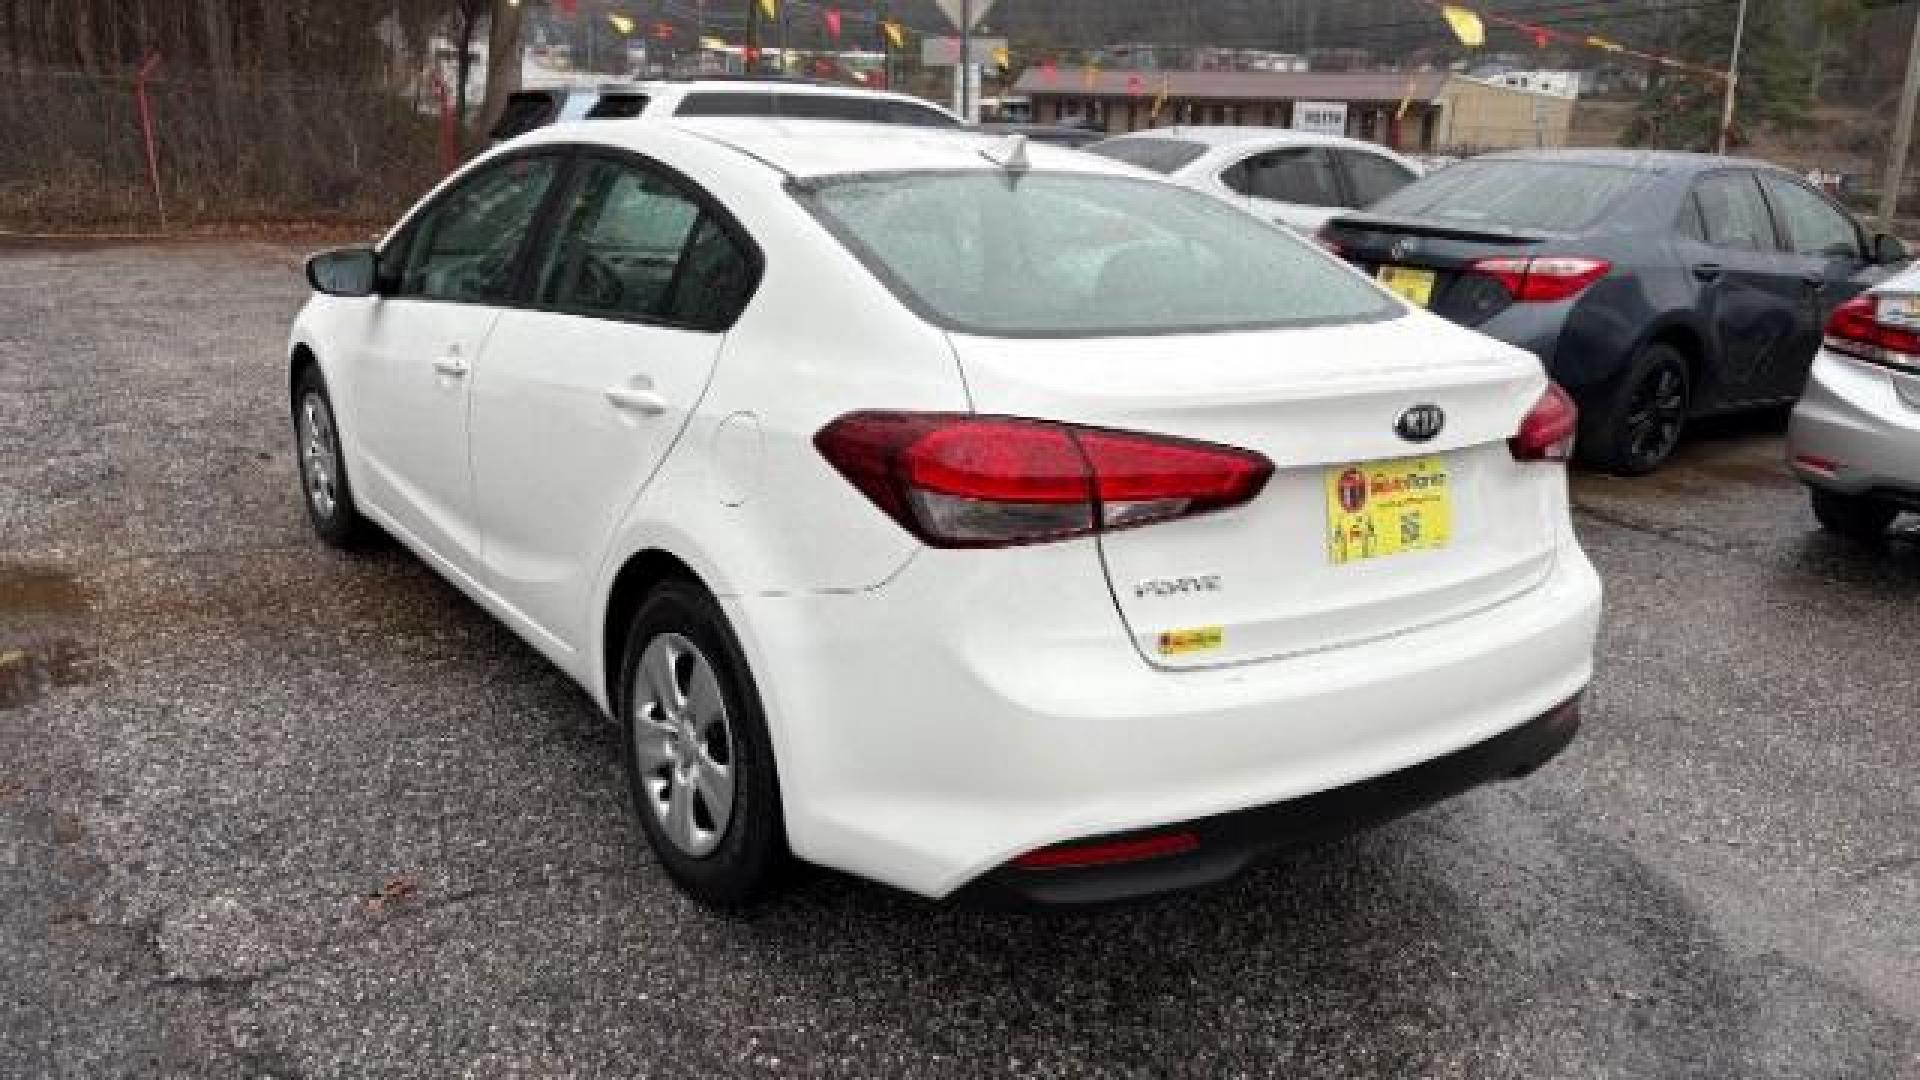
815, 412, 1273, 548
1470, 257, 1612, 304
1510, 382, 1578, 462
1824, 294, 1920, 373
1313, 226, 1344, 256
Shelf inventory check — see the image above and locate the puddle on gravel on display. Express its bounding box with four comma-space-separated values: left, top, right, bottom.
0, 565, 98, 709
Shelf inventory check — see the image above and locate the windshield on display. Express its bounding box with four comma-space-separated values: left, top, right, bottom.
1083, 138, 1210, 175
1370, 159, 1647, 232
795, 171, 1396, 338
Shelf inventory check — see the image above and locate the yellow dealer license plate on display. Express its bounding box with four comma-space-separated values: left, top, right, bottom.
1326, 455, 1453, 565
1377, 265, 1436, 307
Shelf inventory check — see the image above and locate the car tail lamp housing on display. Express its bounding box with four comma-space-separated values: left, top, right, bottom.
1510, 382, 1579, 462
1824, 294, 1920, 374
1470, 257, 1612, 304
814, 413, 1273, 549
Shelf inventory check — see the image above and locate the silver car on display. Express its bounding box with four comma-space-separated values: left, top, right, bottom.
1788, 263, 1920, 540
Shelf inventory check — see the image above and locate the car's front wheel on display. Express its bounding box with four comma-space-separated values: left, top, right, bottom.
293, 365, 371, 548
1583, 341, 1691, 476
617, 579, 788, 909
1810, 488, 1899, 543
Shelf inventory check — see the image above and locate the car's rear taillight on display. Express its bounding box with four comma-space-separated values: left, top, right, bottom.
1313, 226, 1344, 256
1824, 294, 1920, 374
1470, 257, 1612, 304
1509, 382, 1578, 462
814, 412, 1273, 548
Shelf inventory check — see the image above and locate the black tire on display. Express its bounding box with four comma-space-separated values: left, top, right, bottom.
1581, 342, 1691, 476
292, 364, 372, 548
616, 579, 788, 910
1810, 488, 1899, 543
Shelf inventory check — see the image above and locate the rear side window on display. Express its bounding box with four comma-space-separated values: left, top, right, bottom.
1693, 171, 1777, 252
795, 170, 1395, 337
1339, 149, 1417, 207
882, 100, 961, 127
586, 93, 650, 119
1226, 147, 1343, 207
1371, 159, 1646, 232
490, 91, 560, 141
1084, 138, 1209, 175
775, 95, 882, 123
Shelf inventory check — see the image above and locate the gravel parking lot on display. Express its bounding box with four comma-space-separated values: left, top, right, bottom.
3, 240, 1918, 1079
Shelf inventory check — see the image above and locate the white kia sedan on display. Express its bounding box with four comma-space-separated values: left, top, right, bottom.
290, 119, 1600, 908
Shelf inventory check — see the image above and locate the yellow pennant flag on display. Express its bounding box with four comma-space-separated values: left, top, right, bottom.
700, 35, 727, 51
882, 20, 904, 50
757, 0, 777, 19
992, 44, 1010, 71
1151, 74, 1171, 119
1081, 61, 1099, 90
1441, 5, 1485, 47
1587, 35, 1624, 52
607, 12, 635, 35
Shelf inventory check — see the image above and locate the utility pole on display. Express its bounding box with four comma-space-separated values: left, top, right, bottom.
1716, 0, 1748, 155
1881, 3, 1920, 230
959, 0, 972, 124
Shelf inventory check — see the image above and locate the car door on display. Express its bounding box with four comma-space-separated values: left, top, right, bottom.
1332, 147, 1418, 210
354, 153, 562, 574
1219, 146, 1346, 232
470, 150, 759, 649
1676, 170, 1803, 409
1757, 172, 1873, 400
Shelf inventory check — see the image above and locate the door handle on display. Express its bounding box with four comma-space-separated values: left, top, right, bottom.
432, 354, 469, 377
604, 385, 668, 416
1692, 262, 1724, 282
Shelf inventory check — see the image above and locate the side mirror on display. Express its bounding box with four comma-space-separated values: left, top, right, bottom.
1872, 232, 1909, 266
305, 246, 379, 297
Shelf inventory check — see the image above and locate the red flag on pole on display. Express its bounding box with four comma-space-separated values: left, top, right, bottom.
1126, 74, 1144, 98
1040, 56, 1058, 84
824, 7, 842, 41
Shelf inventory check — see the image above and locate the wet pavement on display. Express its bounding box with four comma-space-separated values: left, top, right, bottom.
3, 241, 1918, 1078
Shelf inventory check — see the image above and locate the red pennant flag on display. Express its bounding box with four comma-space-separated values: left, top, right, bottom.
1530, 25, 1551, 49
651, 21, 674, 40
824, 7, 842, 41
744, 44, 762, 65
555, 0, 578, 15
1126, 74, 1144, 98
1041, 56, 1058, 84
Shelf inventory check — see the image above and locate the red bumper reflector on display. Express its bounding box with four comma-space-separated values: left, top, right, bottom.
1012, 831, 1200, 871
1794, 454, 1839, 475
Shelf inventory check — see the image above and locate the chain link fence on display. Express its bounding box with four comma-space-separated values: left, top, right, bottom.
0, 70, 444, 232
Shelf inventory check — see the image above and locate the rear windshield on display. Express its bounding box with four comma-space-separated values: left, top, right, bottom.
795, 171, 1396, 337
1084, 137, 1209, 175
1369, 159, 1646, 232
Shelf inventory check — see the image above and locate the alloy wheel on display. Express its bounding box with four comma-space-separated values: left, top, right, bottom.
1622, 363, 1686, 469
631, 632, 736, 858
298, 392, 339, 518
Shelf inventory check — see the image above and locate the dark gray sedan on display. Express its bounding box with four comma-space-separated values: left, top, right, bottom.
1323, 149, 1908, 474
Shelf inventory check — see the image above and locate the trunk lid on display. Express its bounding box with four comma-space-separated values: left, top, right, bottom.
947, 317, 1561, 669
1323, 213, 1550, 327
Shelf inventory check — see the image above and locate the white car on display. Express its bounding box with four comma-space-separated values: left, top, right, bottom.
290, 119, 1601, 908
490, 78, 961, 143
1086, 126, 1423, 233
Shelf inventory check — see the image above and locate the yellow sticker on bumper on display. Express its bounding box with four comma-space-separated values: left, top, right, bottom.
1157, 626, 1224, 656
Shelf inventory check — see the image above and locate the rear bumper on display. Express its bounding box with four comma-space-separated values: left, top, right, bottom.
957, 694, 1582, 908
724, 526, 1601, 899
1788, 351, 1920, 504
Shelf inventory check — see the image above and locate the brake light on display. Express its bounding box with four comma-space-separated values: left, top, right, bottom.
1313, 226, 1344, 256
1470, 257, 1611, 303
1012, 831, 1200, 870
815, 412, 1273, 548
1510, 382, 1578, 462
1824, 294, 1920, 373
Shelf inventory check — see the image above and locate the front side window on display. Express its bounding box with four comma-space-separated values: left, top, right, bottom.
1231, 148, 1344, 207
1759, 174, 1861, 259
396, 156, 559, 303
535, 157, 754, 329
1339, 149, 1417, 207
1693, 172, 1778, 252
795, 170, 1395, 337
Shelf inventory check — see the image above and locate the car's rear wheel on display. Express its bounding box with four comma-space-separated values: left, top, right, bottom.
617, 579, 787, 909
293, 365, 372, 548
1583, 342, 1691, 476
1810, 488, 1899, 543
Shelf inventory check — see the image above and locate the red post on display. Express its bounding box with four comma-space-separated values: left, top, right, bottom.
431, 72, 457, 174
134, 52, 166, 228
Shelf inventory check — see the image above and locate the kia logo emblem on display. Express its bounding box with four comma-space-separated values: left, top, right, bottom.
1396, 404, 1445, 443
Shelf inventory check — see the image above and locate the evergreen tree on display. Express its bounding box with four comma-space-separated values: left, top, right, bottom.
1623, 0, 1813, 151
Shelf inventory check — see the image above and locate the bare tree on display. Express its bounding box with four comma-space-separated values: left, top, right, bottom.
475, 0, 525, 149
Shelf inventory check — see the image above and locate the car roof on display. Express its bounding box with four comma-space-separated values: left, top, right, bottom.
1099, 125, 1387, 153
1474, 146, 1780, 174
555, 117, 1141, 180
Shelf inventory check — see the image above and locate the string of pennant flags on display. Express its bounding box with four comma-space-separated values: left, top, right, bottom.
1424, 0, 1729, 82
